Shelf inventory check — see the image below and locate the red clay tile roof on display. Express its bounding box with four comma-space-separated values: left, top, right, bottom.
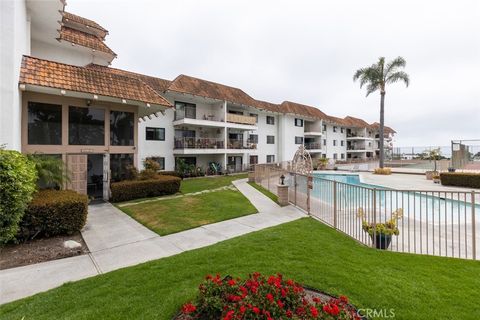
19, 56, 172, 108
370, 122, 397, 134
63, 12, 108, 34
325, 115, 347, 126
168, 74, 258, 107
342, 116, 371, 128
252, 99, 281, 113
58, 27, 116, 56
280, 101, 329, 120
85, 64, 171, 94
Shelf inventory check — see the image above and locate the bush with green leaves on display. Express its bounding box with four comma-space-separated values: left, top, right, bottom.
0, 150, 37, 244
27, 153, 70, 189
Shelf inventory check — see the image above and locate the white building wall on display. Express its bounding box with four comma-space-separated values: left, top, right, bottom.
254, 113, 278, 163
0, 0, 30, 150
323, 124, 347, 160
138, 109, 175, 170
279, 115, 305, 162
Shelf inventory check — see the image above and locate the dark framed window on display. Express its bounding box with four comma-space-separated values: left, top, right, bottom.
333, 153, 338, 160
110, 153, 134, 182
110, 111, 134, 146
322, 124, 327, 132
28, 102, 62, 145
146, 127, 165, 141
248, 134, 258, 144
266, 116, 275, 125
266, 155, 275, 163
175, 157, 196, 169
249, 113, 258, 123
341, 153, 345, 159
322, 154, 327, 159
341, 128, 345, 134
69, 106, 105, 145
323, 139, 326, 146
249, 155, 258, 165
333, 140, 337, 146
175, 101, 196, 120
294, 118, 304, 127
228, 110, 243, 115
341, 140, 345, 146
147, 156, 165, 170
267, 135, 275, 144
333, 126, 337, 132
295, 136, 303, 144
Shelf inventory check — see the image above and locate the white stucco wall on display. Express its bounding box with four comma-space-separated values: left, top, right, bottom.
254, 113, 278, 163
278, 115, 306, 162
0, 0, 30, 150
323, 124, 347, 160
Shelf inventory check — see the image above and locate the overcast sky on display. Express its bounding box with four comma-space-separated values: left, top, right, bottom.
68, 0, 480, 147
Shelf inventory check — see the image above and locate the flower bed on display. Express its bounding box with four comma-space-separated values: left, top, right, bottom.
176, 273, 363, 319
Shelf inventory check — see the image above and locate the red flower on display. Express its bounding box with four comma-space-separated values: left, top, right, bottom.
266, 293, 274, 302
310, 306, 319, 317
182, 303, 196, 314
239, 305, 246, 313
228, 279, 236, 286
277, 299, 284, 309
340, 295, 349, 303
223, 310, 234, 320
286, 310, 293, 318
252, 306, 260, 314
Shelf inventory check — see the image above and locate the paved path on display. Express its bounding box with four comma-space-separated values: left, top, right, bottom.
0, 179, 305, 305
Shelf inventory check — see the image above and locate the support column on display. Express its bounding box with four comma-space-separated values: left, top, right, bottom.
277, 184, 289, 206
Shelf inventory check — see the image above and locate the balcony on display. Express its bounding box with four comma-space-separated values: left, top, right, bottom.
226, 113, 257, 127
174, 106, 225, 128
174, 137, 225, 154
227, 139, 257, 150
304, 142, 322, 152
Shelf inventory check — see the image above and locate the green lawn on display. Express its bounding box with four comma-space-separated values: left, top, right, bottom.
180, 173, 248, 194
248, 181, 279, 204
2, 218, 478, 319
120, 189, 257, 235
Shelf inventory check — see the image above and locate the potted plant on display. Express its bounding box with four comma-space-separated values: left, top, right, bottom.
432, 173, 441, 184
425, 148, 441, 180
358, 208, 403, 249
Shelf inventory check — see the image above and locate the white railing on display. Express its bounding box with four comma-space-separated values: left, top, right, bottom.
253, 163, 479, 260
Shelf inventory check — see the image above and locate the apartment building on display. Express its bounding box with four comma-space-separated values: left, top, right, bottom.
0, 0, 395, 198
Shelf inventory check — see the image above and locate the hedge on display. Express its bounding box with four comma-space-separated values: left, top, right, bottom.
158, 171, 182, 178
110, 175, 181, 202
18, 190, 88, 239
440, 172, 480, 189
0, 150, 37, 244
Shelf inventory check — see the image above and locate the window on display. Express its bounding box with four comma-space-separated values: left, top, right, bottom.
228, 110, 243, 115
175, 101, 196, 120
322, 154, 327, 159
176, 157, 196, 168
146, 127, 165, 141
322, 124, 327, 132
147, 157, 165, 170
110, 153, 134, 182
341, 153, 345, 159
69, 106, 105, 145
333, 126, 337, 132
266, 116, 275, 125
333, 153, 338, 160
28, 102, 62, 145
248, 134, 258, 144
341, 128, 344, 134
323, 139, 326, 146
110, 111, 134, 146
249, 113, 258, 123
368, 142, 372, 147
294, 118, 304, 127
295, 136, 304, 144
249, 155, 258, 165
333, 140, 337, 146
266, 155, 275, 163
341, 140, 345, 146
267, 135, 275, 144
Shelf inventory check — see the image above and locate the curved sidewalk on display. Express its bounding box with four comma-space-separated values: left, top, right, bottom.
0, 178, 305, 305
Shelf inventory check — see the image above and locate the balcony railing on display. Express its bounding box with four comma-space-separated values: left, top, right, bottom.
175, 106, 222, 122
228, 139, 257, 149
226, 113, 257, 125
304, 142, 322, 150
174, 137, 224, 149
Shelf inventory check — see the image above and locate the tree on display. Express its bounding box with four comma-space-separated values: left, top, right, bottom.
353, 57, 409, 168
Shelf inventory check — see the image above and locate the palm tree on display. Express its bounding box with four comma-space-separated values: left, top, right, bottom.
353, 57, 409, 168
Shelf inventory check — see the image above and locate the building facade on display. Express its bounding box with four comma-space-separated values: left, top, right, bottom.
1, 0, 395, 198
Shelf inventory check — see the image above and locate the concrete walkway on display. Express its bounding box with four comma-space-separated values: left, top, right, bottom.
0, 179, 305, 304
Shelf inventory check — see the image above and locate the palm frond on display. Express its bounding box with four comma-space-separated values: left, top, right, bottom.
365, 82, 379, 97
385, 56, 406, 77
386, 71, 410, 87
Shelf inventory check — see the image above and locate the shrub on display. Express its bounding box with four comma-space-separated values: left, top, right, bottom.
27, 153, 70, 189
0, 150, 37, 244
124, 165, 139, 181
110, 175, 181, 202
440, 172, 480, 188
374, 167, 392, 175
180, 273, 359, 320
158, 170, 182, 178
143, 158, 161, 171
139, 168, 158, 180
18, 190, 88, 239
